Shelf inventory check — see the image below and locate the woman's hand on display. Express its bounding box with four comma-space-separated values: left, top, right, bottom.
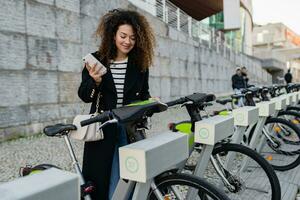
86, 63, 103, 85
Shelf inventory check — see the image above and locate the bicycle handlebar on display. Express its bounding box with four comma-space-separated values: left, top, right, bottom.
80, 111, 112, 127
166, 97, 187, 107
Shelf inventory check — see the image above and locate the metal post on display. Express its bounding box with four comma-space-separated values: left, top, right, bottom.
132, 180, 152, 200
216, 31, 220, 53
231, 126, 247, 144
198, 22, 202, 44
176, 8, 180, 31
188, 17, 192, 37
162, 0, 166, 22
186, 145, 214, 200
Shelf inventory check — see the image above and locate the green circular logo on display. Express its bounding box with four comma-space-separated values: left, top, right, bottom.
199, 128, 209, 139
236, 113, 244, 122
125, 157, 139, 173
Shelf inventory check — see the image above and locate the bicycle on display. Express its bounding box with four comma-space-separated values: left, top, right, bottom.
21, 99, 230, 200
233, 86, 300, 171
165, 92, 281, 200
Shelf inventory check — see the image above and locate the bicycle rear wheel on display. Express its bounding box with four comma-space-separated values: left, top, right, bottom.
208, 143, 281, 200
148, 173, 230, 200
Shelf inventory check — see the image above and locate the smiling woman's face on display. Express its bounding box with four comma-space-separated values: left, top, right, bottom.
114, 24, 136, 57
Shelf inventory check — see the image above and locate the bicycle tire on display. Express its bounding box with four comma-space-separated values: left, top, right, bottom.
148, 173, 230, 200
248, 117, 300, 170
262, 117, 300, 170
286, 106, 300, 112
277, 110, 300, 145
210, 143, 281, 200
266, 117, 300, 149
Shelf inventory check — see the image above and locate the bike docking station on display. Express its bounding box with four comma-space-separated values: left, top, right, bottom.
112, 131, 189, 200
232, 106, 259, 144
255, 96, 287, 153
272, 96, 287, 117
0, 168, 80, 200
285, 93, 294, 106
249, 100, 276, 152
292, 92, 299, 106
184, 115, 234, 200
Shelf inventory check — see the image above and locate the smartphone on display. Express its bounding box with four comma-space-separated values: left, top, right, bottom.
82, 53, 107, 75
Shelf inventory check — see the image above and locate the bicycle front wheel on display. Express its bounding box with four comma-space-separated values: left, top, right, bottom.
148, 173, 230, 200
262, 117, 300, 171
208, 143, 281, 200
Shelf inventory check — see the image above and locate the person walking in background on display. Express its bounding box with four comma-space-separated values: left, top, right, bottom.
284, 69, 293, 84
78, 9, 155, 200
231, 67, 246, 106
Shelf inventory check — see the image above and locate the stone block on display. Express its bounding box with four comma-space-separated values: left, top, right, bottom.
201, 79, 207, 93
80, 15, 100, 45
168, 27, 179, 41
160, 77, 171, 98
26, 1, 56, 38
56, 0, 80, 13
187, 78, 197, 94
177, 43, 189, 60
170, 78, 180, 97
0, 0, 25, 33
56, 10, 80, 42
81, 44, 99, 58
57, 41, 82, 72
159, 57, 171, 77
0, 71, 28, 107
0, 32, 26, 70
29, 71, 58, 104
27, 36, 58, 70
34, 0, 54, 5
149, 58, 160, 77
146, 15, 167, 38
58, 72, 82, 103
157, 37, 170, 58
180, 78, 188, 96
178, 59, 187, 78
59, 103, 87, 119
196, 78, 202, 92
169, 58, 180, 78
0, 106, 29, 128
80, 0, 96, 16
187, 61, 198, 78
29, 104, 60, 122
149, 76, 161, 98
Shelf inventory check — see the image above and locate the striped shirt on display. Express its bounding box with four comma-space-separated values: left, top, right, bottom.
110, 58, 128, 108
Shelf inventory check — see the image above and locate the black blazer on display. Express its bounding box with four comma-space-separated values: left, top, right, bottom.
78, 52, 150, 200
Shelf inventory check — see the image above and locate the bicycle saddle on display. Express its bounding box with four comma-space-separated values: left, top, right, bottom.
112, 100, 168, 123
185, 93, 216, 105
43, 124, 77, 137
216, 98, 232, 105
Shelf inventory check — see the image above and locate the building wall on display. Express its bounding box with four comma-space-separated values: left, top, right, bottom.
0, 0, 271, 140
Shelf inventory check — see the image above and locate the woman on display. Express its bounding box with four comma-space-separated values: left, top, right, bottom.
78, 9, 155, 199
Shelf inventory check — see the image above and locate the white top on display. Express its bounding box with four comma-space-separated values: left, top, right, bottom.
110, 58, 128, 108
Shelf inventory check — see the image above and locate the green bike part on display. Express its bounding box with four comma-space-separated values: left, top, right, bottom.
29, 170, 43, 175
174, 122, 194, 148
126, 99, 157, 107
218, 110, 231, 116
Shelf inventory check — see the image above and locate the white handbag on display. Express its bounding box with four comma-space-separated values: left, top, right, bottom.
69, 93, 104, 141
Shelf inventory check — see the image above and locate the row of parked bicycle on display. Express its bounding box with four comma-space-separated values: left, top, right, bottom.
22, 83, 300, 200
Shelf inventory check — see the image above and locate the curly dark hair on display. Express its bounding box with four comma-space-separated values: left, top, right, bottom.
95, 9, 155, 71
